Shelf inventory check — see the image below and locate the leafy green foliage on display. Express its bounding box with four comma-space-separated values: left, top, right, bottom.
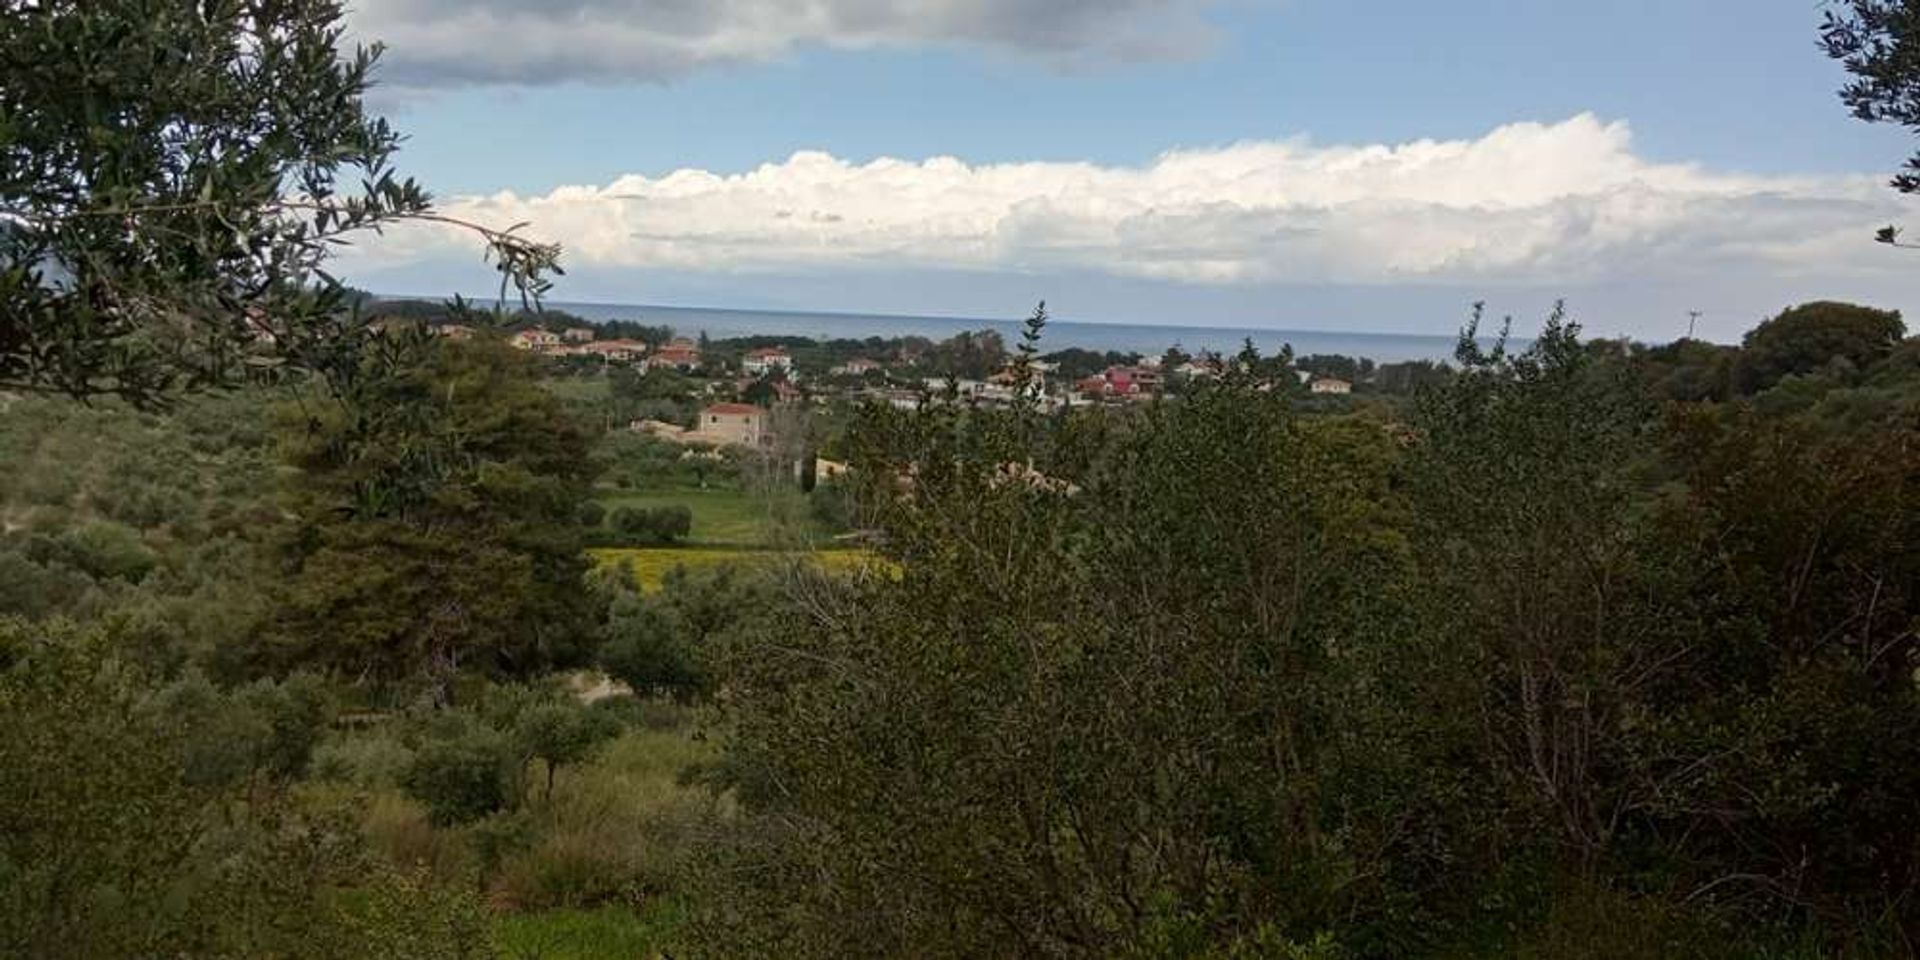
690, 375, 1413, 958
0, 389, 284, 673
600, 564, 775, 700
515, 701, 621, 801
0, 619, 220, 958
1824, 1, 1920, 196
149, 670, 332, 787
594, 431, 744, 491
404, 715, 519, 827
1041, 346, 1146, 380
1735, 300, 1904, 392
0, 618, 500, 959
0, 1, 557, 407
609, 503, 694, 544
1296, 352, 1375, 382
272, 334, 600, 694
684, 303, 1920, 958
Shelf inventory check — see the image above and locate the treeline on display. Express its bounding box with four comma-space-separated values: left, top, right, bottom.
365, 295, 1029, 380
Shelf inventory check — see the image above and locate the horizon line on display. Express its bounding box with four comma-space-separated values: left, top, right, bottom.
368, 291, 1487, 345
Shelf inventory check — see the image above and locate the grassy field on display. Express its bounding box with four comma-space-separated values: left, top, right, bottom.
495, 903, 682, 960
595, 488, 778, 545
590, 546, 886, 591
542, 376, 612, 404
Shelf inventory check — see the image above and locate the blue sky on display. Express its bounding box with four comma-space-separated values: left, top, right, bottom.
341, 0, 1920, 341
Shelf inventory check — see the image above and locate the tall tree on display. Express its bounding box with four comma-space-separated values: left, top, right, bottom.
271, 332, 597, 699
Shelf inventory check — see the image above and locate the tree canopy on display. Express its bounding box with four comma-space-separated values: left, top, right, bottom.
271, 333, 599, 698
1736, 300, 1905, 391
0, 0, 556, 407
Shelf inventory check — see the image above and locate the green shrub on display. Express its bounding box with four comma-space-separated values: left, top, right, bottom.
609, 504, 695, 545
313, 732, 417, 789
147, 671, 333, 787
599, 602, 700, 699
575, 500, 606, 528
57, 520, 156, 582
326, 867, 498, 960
489, 730, 714, 911
404, 720, 517, 827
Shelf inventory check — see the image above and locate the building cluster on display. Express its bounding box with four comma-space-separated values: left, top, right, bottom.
495, 327, 1373, 455
502, 326, 654, 363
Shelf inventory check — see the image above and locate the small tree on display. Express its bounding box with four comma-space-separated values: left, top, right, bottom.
514, 701, 619, 801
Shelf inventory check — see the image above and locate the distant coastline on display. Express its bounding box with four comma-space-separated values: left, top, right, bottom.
376, 295, 1515, 363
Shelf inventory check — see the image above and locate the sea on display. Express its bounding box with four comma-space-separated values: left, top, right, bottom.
522, 300, 1497, 364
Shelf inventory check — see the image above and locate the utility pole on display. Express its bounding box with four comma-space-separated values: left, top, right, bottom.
1686, 310, 1703, 341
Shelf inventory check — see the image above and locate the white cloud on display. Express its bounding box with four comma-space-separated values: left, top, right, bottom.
342, 115, 1912, 291
350, 0, 1218, 86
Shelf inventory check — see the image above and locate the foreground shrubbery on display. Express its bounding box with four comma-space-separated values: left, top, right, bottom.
1, 617, 710, 958
315, 704, 713, 914
0, 620, 499, 960
682, 313, 1920, 958
4, 303, 1915, 960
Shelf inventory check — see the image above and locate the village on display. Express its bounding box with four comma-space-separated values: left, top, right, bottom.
425, 316, 1365, 454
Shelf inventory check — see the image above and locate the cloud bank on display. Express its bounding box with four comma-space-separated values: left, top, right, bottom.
350, 0, 1217, 86
343, 115, 1910, 298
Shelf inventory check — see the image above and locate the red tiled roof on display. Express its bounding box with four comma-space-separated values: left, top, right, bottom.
704, 402, 763, 415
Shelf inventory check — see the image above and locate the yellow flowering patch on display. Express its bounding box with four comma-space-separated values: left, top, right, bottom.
589, 547, 893, 592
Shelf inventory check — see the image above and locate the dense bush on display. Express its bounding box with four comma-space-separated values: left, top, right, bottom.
599, 564, 775, 700
312, 731, 418, 789
684, 312, 1920, 958
0, 618, 497, 960
1736, 300, 1905, 392
403, 717, 519, 827
609, 504, 694, 544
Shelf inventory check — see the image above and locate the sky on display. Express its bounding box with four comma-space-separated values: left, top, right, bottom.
336, 0, 1920, 342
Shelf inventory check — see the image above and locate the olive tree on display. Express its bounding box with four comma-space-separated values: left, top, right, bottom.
0, 0, 557, 407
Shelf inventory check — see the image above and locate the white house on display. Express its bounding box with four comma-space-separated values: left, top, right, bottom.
742, 347, 793, 376
509, 329, 560, 351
